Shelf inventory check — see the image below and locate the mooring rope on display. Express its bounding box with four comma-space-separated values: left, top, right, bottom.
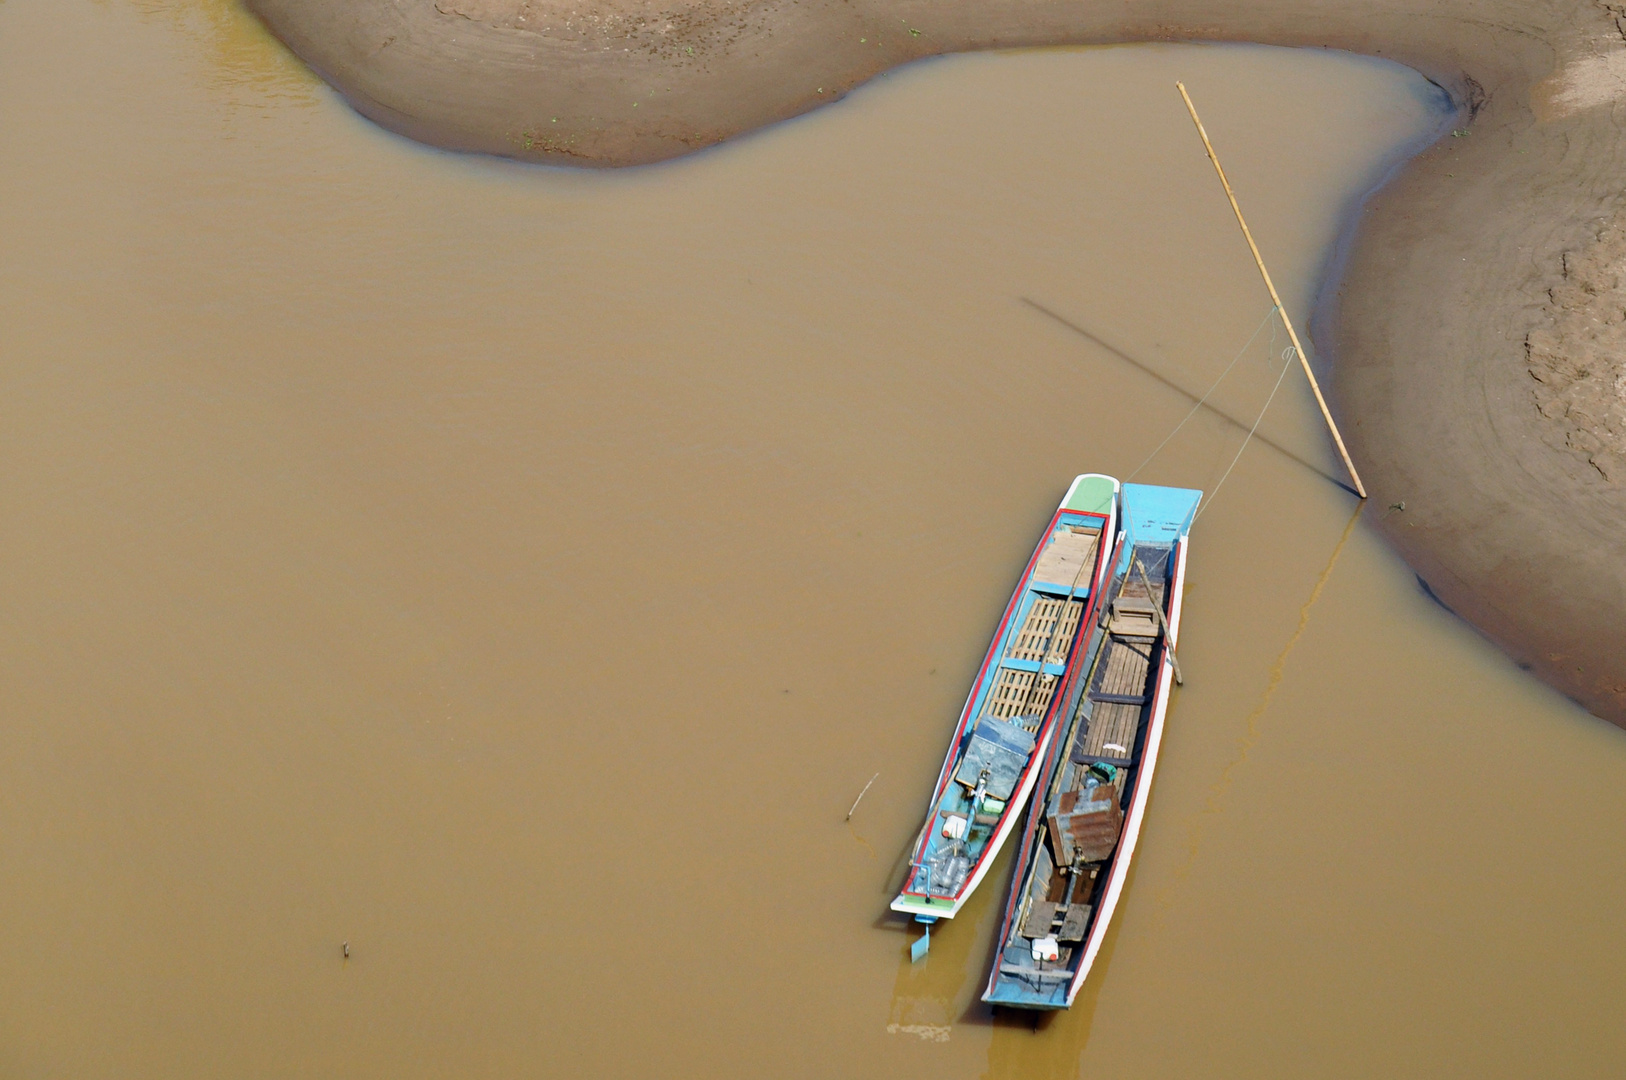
1193, 321, 1298, 521
1125, 303, 1281, 482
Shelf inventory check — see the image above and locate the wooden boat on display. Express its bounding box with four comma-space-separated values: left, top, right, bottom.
890, 475, 1120, 924
981, 482, 1200, 1008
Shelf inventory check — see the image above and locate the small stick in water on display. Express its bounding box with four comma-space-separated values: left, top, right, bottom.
342, 942, 350, 961
846, 772, 880, 821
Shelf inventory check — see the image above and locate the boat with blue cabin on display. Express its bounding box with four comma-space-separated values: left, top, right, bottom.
890, 474, 1120, 924
980, 482, 1200, 1008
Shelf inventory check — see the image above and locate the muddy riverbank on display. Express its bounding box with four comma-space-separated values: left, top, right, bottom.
247, 0, 1626, 724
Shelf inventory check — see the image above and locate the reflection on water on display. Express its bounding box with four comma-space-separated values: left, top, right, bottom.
127, 0, 318, 104
1187, 503, 1364, 855
5, 2, 1626, 1077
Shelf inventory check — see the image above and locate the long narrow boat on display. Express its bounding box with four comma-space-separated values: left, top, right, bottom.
890, 474, 1120, 924
981, 482, 1200, 1008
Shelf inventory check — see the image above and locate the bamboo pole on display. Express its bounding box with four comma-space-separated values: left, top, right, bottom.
1175, 81, 1368, 499
1133, 556, 1183, 685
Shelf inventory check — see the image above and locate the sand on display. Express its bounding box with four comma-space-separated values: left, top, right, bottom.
245, 0, 1626, 726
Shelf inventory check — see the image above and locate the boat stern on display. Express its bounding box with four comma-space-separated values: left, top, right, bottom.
889, 893, 961, 921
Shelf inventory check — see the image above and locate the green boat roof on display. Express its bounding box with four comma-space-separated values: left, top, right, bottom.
1063, 474, 1116, 515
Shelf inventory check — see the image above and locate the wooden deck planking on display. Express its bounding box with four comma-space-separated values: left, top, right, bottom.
986, 668, 1059, 728
1078, 701, 1140, 762
1008, 597, 1085, 664
1032, 527, 1101, 587
1095, 638, 1154, 700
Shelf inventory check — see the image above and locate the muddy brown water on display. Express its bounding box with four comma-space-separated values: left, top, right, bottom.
3, 2, 1626, 1076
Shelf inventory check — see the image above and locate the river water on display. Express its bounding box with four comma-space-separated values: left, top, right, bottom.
3, 2, 1625, 1076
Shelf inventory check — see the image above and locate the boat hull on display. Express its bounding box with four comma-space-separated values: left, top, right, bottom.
890, 475, 1120, 922
981, 482, 1201, 1007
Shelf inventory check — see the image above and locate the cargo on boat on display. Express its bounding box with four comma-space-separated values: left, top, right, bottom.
981, 482, 1200, 1008
890, 475, 1120, 923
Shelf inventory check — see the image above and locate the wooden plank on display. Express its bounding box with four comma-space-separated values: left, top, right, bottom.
1093, 637, 1153, 701
1108, 605, 1160, 638
998, 964, 1075, 981
1007, 597, 1084, 663
1032, 526, 1100, 587
985, 667, 1058, 727
1008, 600, 1058, 662
1022, 901, 1059, 939
1057, 903, 1091, 943
985, 668, 1034, 717
1048, 599, 1083, 664
1077, 701, 1140, 762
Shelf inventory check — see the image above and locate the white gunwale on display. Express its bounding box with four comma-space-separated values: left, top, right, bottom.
890, 475, 1121, 922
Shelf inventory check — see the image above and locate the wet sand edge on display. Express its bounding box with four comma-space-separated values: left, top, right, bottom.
245, 0, 1626, 726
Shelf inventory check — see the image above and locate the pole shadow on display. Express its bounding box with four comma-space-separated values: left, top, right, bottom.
1019, 297, 1358, 498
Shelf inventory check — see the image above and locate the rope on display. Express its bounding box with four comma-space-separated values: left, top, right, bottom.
1125, 304, 1280, 482
1193, 321, 1297, 521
